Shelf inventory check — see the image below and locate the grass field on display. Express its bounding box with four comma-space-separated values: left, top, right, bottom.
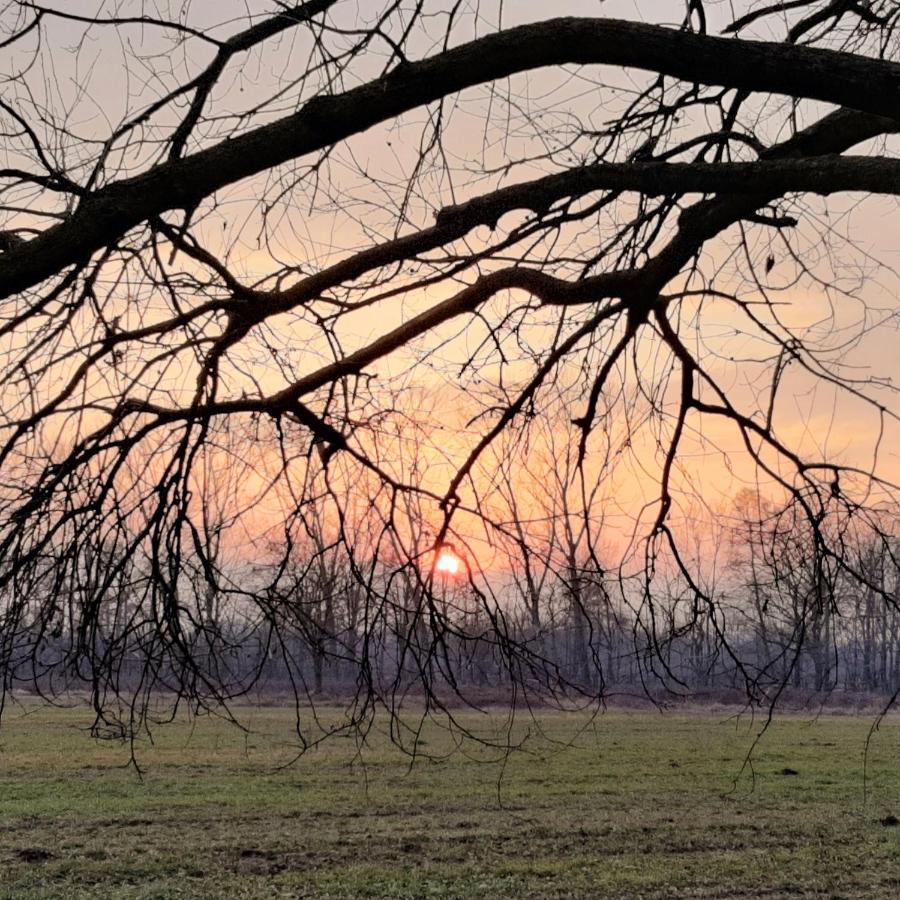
1, 701, 899, 898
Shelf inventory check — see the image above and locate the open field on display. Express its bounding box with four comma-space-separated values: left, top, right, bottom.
1, 703, 900, 898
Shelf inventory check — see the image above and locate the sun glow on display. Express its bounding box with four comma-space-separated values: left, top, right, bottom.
435, 546, 461, 576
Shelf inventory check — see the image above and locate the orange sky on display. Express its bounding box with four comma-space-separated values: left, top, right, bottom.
5, 2, 900, 588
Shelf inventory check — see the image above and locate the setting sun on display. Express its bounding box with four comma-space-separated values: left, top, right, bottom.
435, 546, 461, 576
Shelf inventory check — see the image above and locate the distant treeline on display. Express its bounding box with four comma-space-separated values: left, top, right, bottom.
6, 516, 900, 710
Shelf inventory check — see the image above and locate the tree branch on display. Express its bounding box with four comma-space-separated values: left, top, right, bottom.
1, 16, 898, 299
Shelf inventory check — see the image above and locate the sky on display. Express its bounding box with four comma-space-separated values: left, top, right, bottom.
2, 0, 899, 580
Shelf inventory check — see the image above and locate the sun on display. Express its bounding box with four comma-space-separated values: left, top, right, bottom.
435, 546, 461, 576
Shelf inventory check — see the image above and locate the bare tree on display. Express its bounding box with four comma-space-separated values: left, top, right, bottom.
1, 0, 900, 740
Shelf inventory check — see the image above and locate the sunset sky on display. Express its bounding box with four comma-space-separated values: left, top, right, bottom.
2, 0, 899, 588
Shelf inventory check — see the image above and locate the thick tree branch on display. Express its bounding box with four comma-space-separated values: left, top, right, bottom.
184, 146, 900, 325
1, 16, 898, 299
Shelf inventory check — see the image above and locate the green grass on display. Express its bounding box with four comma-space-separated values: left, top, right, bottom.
1, 701, 899, 898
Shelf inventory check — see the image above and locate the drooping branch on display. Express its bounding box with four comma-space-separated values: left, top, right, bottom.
1, 16, 899, 299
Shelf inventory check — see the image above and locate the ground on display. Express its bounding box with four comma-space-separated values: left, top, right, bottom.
0, 701, 898, 898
